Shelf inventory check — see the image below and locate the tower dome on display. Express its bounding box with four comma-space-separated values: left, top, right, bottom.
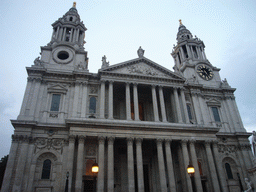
176, 20, 193, 42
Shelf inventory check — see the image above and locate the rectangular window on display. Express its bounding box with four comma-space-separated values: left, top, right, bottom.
187, 104, 193, 120
50, 94, 61, 111
212, 107, 221, 122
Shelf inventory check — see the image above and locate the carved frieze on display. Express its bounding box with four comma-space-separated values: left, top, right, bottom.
90, 85, 98, 94
126, 64, 169, 77
218, 144, 237, 154
86, 144, 96, 156
34, 138, 67, 154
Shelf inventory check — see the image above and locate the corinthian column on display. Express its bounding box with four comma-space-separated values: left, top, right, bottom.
126, 82, 132, 120
136, 138, 144, 192
152, 85, 159, 122
67, 135, 76, 192
97, 136, 105, 192
107, 137, 115, 192
212, 141, 229, 192
174, 88, 183, 123
75, 136, 85, 192
205, 141, 221, 192
165, 139, 176, 192
181, 140, 193, 192
180, 88, 190, 123
127, 137, 135, 192
100, 80, 106, 119
159, 86, 167, 122
189, 140, 203, 192
108, 81, 114, 119
133, 83, 140, 121
156, 139, 167, 192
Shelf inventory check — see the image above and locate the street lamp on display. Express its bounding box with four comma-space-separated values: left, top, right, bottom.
187, 164, 196, 192
92, 162, 99, 192
65, 171, 69, 192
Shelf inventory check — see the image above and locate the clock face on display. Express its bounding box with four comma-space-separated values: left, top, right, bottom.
197, 65, 214, 80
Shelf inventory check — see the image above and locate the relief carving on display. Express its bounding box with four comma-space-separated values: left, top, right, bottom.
86, 144, 96, 156
218, 144, 237, 153
127, 64, 168, 77
34, 138, 67, 154
90, 85, 98, 94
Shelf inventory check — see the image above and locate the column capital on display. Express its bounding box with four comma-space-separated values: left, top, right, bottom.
98, 136, 106, 145
165, 138, 172, 144
133, 82, 138, 87
126, 82, 131, 86
69, 135, 76, 143
151, 84, 156, 88
188, 139, 196, 145
78, 135, 85, 143
100, 80, 106, 84
127, 137, 134, 145
107, 136, 115, 144
135, 137, 143, 144
212, 140, 219, 147
158, 85, 163, 89
156, 138, 164, 146
181, 139, 188, 145
108, 80, 114, 84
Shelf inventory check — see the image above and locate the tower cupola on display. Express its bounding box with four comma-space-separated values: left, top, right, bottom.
176, 20, 193, 42
49, 2, 87, 49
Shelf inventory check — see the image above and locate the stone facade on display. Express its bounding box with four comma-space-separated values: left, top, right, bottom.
2, 4, 256, 192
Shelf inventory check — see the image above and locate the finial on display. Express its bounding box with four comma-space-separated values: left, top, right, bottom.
73, 2, 76, 8
179, 19, 182, 25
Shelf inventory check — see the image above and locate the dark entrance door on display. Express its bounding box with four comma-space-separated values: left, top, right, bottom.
84, 179, 94, 192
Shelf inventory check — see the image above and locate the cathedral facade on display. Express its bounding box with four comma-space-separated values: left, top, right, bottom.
2, 3, 256, 192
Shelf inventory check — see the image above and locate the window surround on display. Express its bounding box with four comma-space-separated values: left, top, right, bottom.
206, 99, 222, 127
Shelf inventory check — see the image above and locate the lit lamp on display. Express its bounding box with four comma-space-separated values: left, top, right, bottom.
92, 162, 99, 192
187, 164, 196, 192
187, 164, 195, 175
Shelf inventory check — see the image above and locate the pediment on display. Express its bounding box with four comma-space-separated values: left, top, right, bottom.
206, 98, 221, 106
99, 57, 184, 81
48, 84, 68, 94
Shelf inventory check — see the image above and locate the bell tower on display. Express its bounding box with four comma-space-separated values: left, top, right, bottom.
171, 20, 222, 87
40, 2, 89, 72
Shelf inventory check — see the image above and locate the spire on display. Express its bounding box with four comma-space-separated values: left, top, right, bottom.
176, 20, 192, 42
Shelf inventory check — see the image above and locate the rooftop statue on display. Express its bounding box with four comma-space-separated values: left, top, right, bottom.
137, 46, 145, 58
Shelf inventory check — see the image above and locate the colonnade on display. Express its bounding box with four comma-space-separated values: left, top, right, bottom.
51, 26, 84, 45
99, 80, 190, 124
67, 135, 228, 192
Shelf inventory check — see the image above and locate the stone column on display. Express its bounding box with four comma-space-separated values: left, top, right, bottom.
126, 82, 132, 120
12, 136, 30, 192
62, 27, 67, 41
76, 29, 80, 42
165, 139, 176, 192
127, 137, 135, 192
29, 78, 41, 117
189, 140, 203, 192
72, 82, 81, 117
108, 81, 114, 119
205, 141, 221, 192
69, 28, 73, 42
133, 83, 140, 121
1, 135, 19, 191
107, 137, 115, 192
152, 85, 160, 122
18, 77, 33, 118
180, 88, 190, 123
67, 135, 75, 192
81, 82, 88, 118
212, 141, 229, 192
100, 80, 106, 119
136, 138, 145, 192
75, 136, 85, 192
173, 88, 183, 123
55, 26, 60, 40
156, 139, 167, 192
58, 27, 63, 41
159, 86, 167, 122
191, 92, 202, 124
186, 45, 192, 58
181, 140, 193, 192
97, 136, 105, 192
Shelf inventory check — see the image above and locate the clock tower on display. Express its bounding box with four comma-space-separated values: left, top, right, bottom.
171, 20, 222, 87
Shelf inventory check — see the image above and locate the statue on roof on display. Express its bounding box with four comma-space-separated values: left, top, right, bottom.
137, 46, 145, 58
101, 55, 109, 69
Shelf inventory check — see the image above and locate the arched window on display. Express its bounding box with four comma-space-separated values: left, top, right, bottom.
89, 97, 96, 113
225, 163, 233, 179
69, 17, 73, 21
41, 159, 51, 179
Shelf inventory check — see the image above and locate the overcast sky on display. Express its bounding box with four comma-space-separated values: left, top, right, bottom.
0, 0, 256, 158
